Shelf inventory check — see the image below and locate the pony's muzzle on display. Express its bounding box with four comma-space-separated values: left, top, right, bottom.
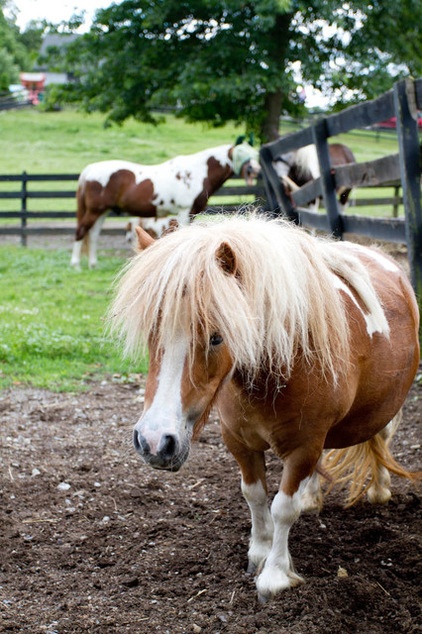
133, 429, 185, 471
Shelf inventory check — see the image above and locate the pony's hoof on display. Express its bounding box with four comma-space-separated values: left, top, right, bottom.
258, 591, 271, 604
247, 561, 257, 575
367, 486, 391, 505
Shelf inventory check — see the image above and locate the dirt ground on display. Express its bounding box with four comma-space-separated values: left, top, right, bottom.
0, 230, 421, 634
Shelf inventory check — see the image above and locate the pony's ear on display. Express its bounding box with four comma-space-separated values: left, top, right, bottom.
216, 241, 237, 275
135, 225, 155, 251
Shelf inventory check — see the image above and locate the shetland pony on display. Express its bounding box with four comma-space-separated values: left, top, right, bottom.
274, 142, 356, 211
71, 141, 259, 268
108, 214, 419, 602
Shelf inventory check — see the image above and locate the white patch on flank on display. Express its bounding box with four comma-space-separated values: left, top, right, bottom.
332, 273, 389, 337
134, 334, 188, 454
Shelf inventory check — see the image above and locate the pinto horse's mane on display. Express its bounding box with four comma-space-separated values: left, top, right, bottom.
108, 214, 389, 384
294, 145, 320, 179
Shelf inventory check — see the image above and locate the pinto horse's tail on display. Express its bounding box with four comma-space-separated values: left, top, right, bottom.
323, 410, 421, 507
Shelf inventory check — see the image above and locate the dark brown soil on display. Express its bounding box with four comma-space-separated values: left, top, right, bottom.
0, 373, 421, 634
0, 233, 421, 634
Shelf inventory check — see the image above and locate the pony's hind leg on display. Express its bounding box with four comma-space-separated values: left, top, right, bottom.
301, 465, 324, 513
324, 408, 416, 506
367, 411, 402, 505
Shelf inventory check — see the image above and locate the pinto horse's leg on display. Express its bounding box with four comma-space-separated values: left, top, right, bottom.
70, 239, 83, 269
88, 212, 109, 268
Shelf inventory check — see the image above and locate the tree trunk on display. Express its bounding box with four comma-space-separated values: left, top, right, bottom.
260, 11, 294, 144
262, 90, 283, 142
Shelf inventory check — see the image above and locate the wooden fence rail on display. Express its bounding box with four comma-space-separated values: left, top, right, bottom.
0, 174, 265, 246
0, 173, 404, 243
259, 77, 422, 297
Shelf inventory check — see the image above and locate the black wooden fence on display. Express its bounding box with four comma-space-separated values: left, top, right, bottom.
259, 77, 422, 298
0, 174, 265, 247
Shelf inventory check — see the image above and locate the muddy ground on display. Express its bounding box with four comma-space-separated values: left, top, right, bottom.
0, 229, 421, 634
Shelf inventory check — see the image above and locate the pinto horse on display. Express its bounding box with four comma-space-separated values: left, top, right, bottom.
108, 214, 420, 603
273, 142, 356, 211
70, 141, 259, 268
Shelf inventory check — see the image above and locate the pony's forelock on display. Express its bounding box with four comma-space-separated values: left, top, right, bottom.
107, 214, 387, 384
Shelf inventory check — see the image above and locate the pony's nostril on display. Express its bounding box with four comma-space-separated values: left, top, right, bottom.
158, 434, 178, 460
133, 430, 150, 455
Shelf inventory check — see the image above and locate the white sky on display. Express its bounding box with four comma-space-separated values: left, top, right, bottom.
11, 0, 112, 30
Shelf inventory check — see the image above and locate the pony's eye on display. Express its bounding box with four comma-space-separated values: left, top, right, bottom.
210, 333, 223, 347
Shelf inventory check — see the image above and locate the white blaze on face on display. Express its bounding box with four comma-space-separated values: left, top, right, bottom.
135, 334, 189, 454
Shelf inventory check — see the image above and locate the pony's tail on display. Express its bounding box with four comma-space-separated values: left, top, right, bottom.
323, 412, 421, 507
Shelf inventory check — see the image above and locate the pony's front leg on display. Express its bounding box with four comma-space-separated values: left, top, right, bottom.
255, 484, 306, 602
255, 452, 320, 603
241, 477, 274, 574
220, 424, 273, 574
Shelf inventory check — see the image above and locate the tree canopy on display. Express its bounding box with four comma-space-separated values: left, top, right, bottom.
0, 1, 45, 91
54, 0, 422, 140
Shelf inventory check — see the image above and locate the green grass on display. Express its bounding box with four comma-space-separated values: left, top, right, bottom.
0, 108, 245, 173
0, 108, 416, 391
0, 246, 146, 391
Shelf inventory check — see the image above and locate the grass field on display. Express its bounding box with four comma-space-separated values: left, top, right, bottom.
0, 245, 145, 391
0, 107, 411, 391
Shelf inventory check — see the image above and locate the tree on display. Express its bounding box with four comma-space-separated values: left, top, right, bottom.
59, 0, 422, 141
0, 0, 29, 90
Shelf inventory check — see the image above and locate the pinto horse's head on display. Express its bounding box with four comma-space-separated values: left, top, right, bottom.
130, 227, 235, 471
232, 141, 261, 185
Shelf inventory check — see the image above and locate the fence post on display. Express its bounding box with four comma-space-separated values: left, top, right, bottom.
21, 171, 28, 247
311, 119, 343, 238
392, 185, 400, 218
394, 78, 422, 301
259, 145, 298, 221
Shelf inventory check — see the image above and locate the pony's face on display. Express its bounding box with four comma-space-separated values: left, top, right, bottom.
241, 158, 261, 185
133, 329, 233, 471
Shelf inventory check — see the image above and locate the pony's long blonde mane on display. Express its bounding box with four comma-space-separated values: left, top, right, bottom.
108, 214, 388, 384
